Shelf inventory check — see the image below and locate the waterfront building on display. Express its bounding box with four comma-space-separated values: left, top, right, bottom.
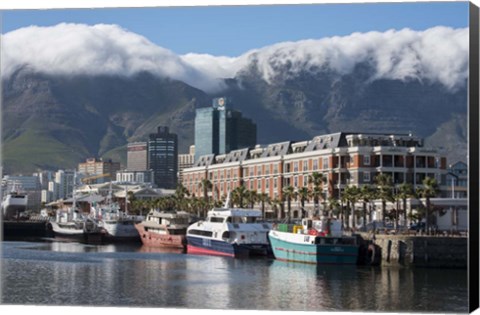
182, 132, 448, 219
194, 97, 257, 161
78, 158, 120, 183
148, 126, 178, 189
127, 142, 148, 171
116, 169, 154, 184
446, 161, 468, 198
178, 145, 195, 183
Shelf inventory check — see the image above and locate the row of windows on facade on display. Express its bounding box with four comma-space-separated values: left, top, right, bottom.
184, 170, 442, 191
184, 153, 443, 181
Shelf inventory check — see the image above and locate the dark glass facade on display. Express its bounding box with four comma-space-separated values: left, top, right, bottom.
194, 97, 257, 161
148, 126, 178, 189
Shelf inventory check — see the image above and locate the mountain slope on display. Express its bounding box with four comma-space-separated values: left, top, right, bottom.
2, 68, 208, 174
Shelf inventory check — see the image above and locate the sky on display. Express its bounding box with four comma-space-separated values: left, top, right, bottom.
0, 1, 470, 56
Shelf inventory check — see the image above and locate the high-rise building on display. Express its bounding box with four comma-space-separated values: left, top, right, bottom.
78, 158, 120, 183
178, 145, 195, 183
194, 97, 257, 161
148, 126, 178, 189
127, 142, 148, 171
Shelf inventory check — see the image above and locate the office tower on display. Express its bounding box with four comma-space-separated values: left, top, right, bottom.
127, 142, 148, 171
194, 97, 257, 161
148, 126, 178, 189
78, 158, 120, 183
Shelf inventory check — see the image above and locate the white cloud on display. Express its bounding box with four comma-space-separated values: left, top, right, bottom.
1, 23, 226, 92
244, 26, 468, 90
1, 23, 468, 92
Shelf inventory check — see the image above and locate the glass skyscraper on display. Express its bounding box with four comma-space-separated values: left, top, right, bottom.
148, 126, 178, 189
194, 97, 257, 161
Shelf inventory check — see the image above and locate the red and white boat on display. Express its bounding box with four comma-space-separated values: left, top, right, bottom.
135, 210, 191, 249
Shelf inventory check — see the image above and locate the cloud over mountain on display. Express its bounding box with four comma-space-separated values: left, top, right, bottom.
2, 23, 468, 92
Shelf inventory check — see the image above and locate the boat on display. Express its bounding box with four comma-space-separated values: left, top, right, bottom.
2, 183, 28, 220
50, 209, 105, 243
92, 183, 143, 242
49, 173, 105, 243
135, 210, 191, 249
268, 216, 359, 265
186, 199, 272, 258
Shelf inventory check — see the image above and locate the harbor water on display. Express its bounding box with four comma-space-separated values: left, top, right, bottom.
0, 241, 468, 312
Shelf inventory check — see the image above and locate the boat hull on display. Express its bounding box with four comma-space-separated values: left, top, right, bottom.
268, 230, 359, 265
186, 235, 269, 258
49, 222, 105, 244
101, 221, 141, 243
135, 224, 186, 249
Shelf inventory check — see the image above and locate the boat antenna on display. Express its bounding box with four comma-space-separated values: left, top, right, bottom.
224, 191, 231, 209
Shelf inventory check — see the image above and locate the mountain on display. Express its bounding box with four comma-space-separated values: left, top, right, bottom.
1, 24, 468, 174
2, 67, 209, 174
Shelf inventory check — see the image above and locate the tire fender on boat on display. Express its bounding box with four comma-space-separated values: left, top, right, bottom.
367, 244, 376, 265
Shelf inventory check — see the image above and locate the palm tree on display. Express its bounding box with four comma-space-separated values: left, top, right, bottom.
344, 185, 361, 229
231, 185, 247, 208
297, 187, 310, 218
197, 179, 213, 217
359, 185, 375, 229
257, 193, 270, 219
245, 189, 258, 208
308, 172, 327, 215
418, 177, 439, 234
327, 196, 340, 218
375, 173, 394, 225
282, 185, 296, 222
269, 197, 283, 220
396, 182, 415, 227
174, 183, 190, 210
198, 178, 212, 204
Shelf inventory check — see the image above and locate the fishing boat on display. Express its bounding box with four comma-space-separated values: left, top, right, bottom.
49, 173, 105, 243
135, 210, 191, 249
268, 216, 359, 265
93, 183, 142, 242
186, 198, 272, 258
50, 208, 105, 243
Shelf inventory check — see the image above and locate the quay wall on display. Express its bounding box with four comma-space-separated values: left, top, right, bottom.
358, 233, 467, 268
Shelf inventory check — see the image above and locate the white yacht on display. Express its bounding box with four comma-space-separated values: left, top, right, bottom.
2, 191, 28, 220
186, 199, 272, 258
2, 183, 28, 220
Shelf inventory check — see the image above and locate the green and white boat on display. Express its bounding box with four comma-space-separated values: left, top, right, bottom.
268, 217, 359, 265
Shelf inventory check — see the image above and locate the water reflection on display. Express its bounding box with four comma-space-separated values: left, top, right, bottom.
0, 241, 468, 312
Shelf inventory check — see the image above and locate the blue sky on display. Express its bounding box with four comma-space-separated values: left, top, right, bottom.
1, 1, 469, 56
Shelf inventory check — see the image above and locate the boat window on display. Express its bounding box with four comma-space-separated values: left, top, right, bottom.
188, 229, 213, 237
210, 217, 224, 223
222, 231, 230, 239
243, 217, 256, 223
226, 217, 232, 223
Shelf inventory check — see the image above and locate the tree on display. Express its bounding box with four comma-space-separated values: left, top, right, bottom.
327, 196, 340, 218
308, 172, 327, 215
359, 185, 376, 229
269, 197, 283, 220
344, 185, 361, 229
231, 185, 247, 208
296, 187, 310, 218
282, 185, 296, 222
375, 173, 394, 225
257, 192, 270, 220
245, 189, 258, 208
417, 177, 439, 234
396, 182, 415, 227
198, 179, 213, 217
